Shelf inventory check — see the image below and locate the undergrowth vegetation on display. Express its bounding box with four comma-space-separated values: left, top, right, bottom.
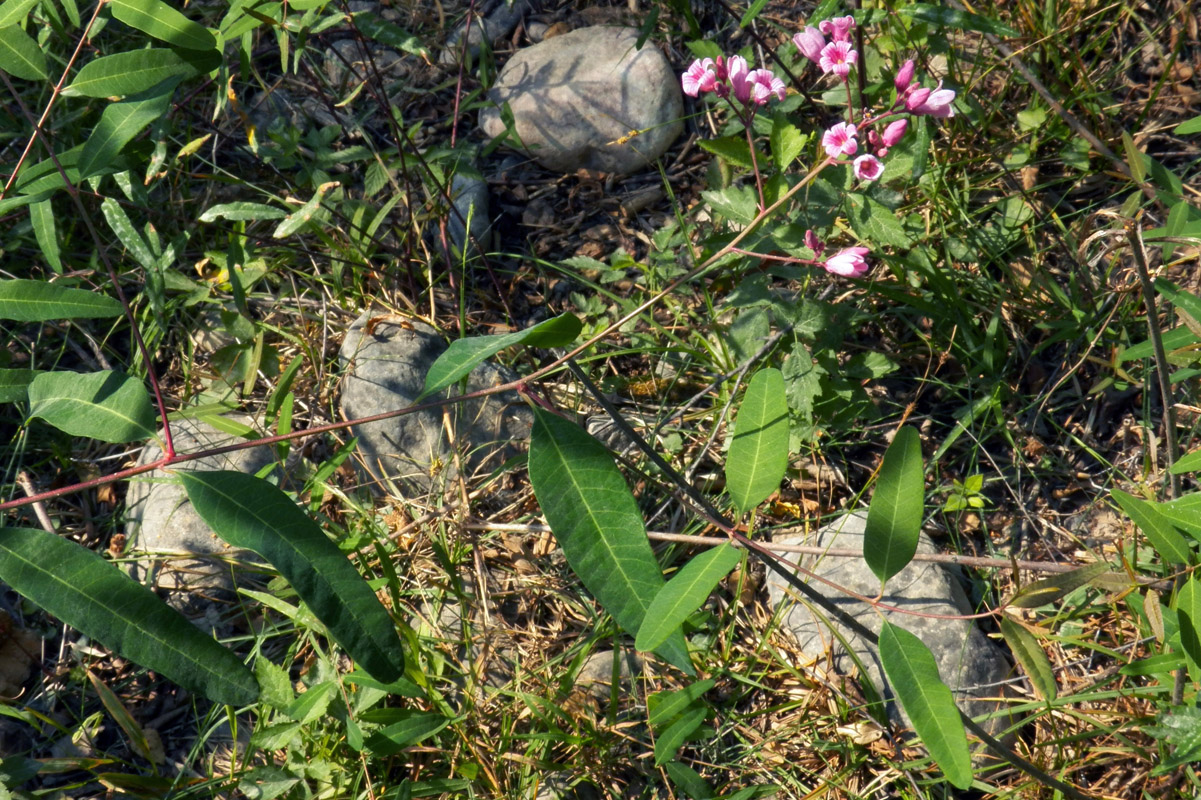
1, 0, 1200, 797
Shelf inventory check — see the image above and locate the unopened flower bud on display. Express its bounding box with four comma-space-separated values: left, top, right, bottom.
894, 59, 915, 92
881, 118, 908, 146
904, 86, 931, 112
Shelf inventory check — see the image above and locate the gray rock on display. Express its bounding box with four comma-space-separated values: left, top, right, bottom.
339, 310, 533, 494
479, 26, 683, 174
573, 648, 643, 705
324, 39, 406, 91
448, 171, 491, 259
765, 511, 1014, 747
531, 773, 600, 800
124, 415, 283, 623
441, 0, 530, 64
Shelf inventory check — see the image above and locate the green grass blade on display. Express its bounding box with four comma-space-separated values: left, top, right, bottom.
1112, 489, 1193, 566
864, 426, 924, 586
0, 24, 47, 80
726, 368, 789, 516
0, 279, 122, 321
636, 544, 742, 652
179, 470, 405, 682
0, 527, 257, 705
648, 679, 715, 726
901, 3, 1019, 37
878, 621, 972, 789
63, 48, 219, 98
419, 313, 582, 400
27, 370, 156, 443
79, 78, 180, 180
109, 0, 216, 51
1000, 618, 1057, 701
528, 407, 692, 673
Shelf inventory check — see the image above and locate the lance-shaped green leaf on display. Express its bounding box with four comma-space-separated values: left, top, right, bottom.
654, 705, 706, 766
878, 621, 972, 790
864, 426, 924, 586
179, 470, 405, 682
110, 0, 216, 51
1007, 561, 1108, 608
27, 370, 156, 443
1176, 576, 1201, 673
64, 47, 219, 98
0, 368, 40, 403
1156, 494, 1201, 542
901, 3, 1020, 37
0, 279, 122, 321
29, 199, 62, 273
1173, 449, 1201, 475
273, 182, 338, 238
79, 77, 180, 180
419, 313, 582, 400
363, 711, 450, 756
0, 0, 40, 28
199, 202, 287, 222
725, 368, 789, 516
636, 545, 742, 652
0, 527, 257, 705
528, 407, 693, 674
648, 679, 715, 726
0, 24, 47, 80
1112, 489, 1192, 566
999, 617, 1056, 701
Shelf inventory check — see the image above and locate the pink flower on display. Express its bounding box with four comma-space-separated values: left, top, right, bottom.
727, 55, 751, 103
804, 229, 824, 257
821, 122, 858, 158
819, 40, 857, 80
745, 69, 786, 105
682, 58, 717, 97
881, 118, 908, 146
824, 246, 870, 277
819, 15, 855, 42
853, 154, 883, 182
912, 82, 956, 117
894, 59, 915, 92
903, 86, 932, 112
793, 26, 826, 63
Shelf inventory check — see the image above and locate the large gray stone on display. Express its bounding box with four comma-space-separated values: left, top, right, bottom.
479, 26, 683, 174
441, 0, 531, 64
766, 511, 1014, 746
339, 310, 532, 494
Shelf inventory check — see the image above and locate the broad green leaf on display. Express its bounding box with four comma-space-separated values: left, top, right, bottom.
79, 77, 180, 179
179, 470, 405, 682
0, 278, 123, 319
878, 622, 972, 789
0, 527, 257, 705
1007, 562, 1108, 608
0, 368, 41, 403
901, 3, 1019, 37
110, 0, 216, 51
27, 370, 156, 443
726, 368, 789, 515
847, 193, 912, 248
648, 679, 716, 727
863, 426, 924, 586
0, 24, 47, 80
419, 313, 582, 400
199, 202, 287, 222
100, 197, 155, 270
663, 761, 714, 800
654, 704, 706, 766
697, 136, 756, 170
1156, 494, 1201, 542
1148, 707, 1201, 775
769, 114, 804, 171
999, 618, 1056, 700
354, 12, 426, 57
528, 408, 693, 673
363, 711, 450, 756
0, 0, 40, 28
273, 182, 337, 238
1176, 116, 1201, 136
1176, 577, 1201, 673
29, 199, 62, 273
64, 48, 219, 98
636, 545, 742, 652
1112, 489, 1193, 565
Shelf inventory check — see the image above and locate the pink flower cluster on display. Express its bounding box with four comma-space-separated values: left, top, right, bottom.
893, 59, 956, 118
805, 230, 868, 278
793, 15, 858, 82
682, 55, 786, 107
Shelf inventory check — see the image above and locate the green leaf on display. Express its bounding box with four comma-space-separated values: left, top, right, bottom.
199, 202, 288, 222
864, 426, 924, 586
110, 0, 216, 51
0, 279, 121, 322
27, 370, 156, 443
29, 199, 62, 273
0, 527, 257, 705
901, 3, 1019, 37
273, 182, 338, 238
528, 408, 692, 673
878, 622, 972, 789
0, 0, 40, 28
354, 11, 427, 57
1147, 707, 1201, 774
726, 368, 789, 515
0, 368, 41, 403
1155, 278, 1201, 326
1112, 489, 1193, 566
1176, 115, 1201, 136
648, 678, 716, 726
1156, 494, 1201, 542
1176, 577, 1201, 673
178, 471, 406, 682
1007, 561, 1108, 608
654, 704, 706, 766
1173, 449, 1201, 475
1121, 324, 1198, 363
64, 47, 219, 98
663, 761, 714, 800
363, 711, 450, 756
847, 193, 912, 249
101, 196, 155, 270
0, 25, 48, 80
79, 77, 180, 180
999, 618, 1056, 700
419, 313, 582, 400
696, 136, 755, 170
769, 114, 804, 171
636, 545, 742, 652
